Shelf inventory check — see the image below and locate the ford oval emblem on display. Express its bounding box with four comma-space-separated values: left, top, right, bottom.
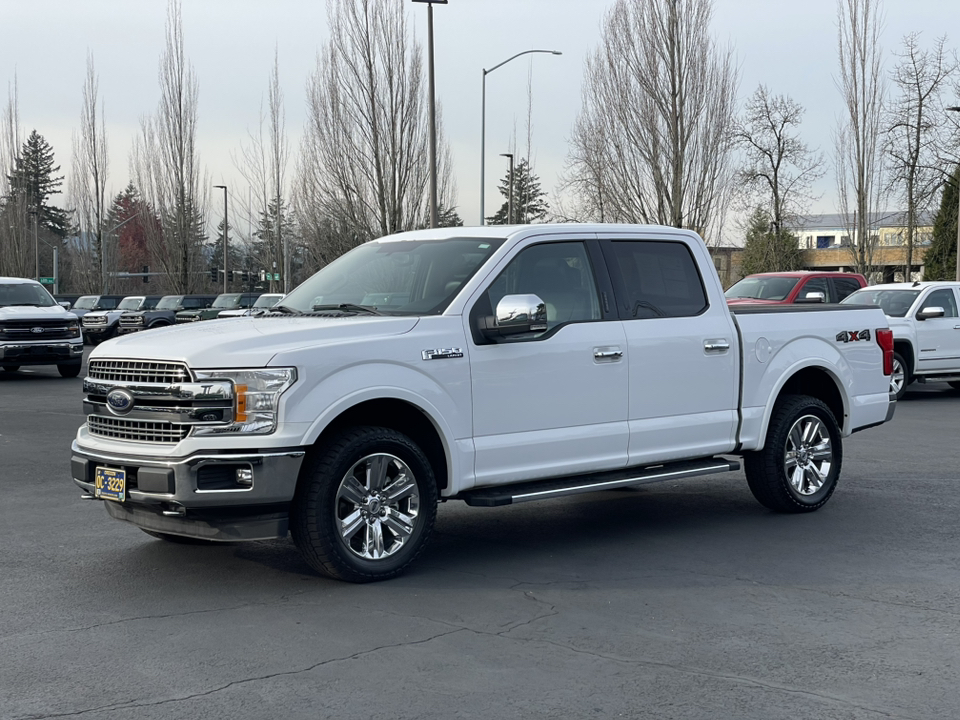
30, 327, 44, 334
106, 388, 135, 415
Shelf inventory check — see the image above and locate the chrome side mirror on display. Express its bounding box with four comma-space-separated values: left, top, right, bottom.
479, 294, 548, 339
917, 306, 944, 320
58, 301, 72, 310
797, 291, 826, 304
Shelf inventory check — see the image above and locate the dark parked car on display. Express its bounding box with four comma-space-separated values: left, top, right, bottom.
175, 293, 262, 323
81, 295, 163, 344
117, 295, 217, 335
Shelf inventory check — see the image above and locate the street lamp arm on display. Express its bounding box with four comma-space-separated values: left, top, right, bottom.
484, 49, 562, 76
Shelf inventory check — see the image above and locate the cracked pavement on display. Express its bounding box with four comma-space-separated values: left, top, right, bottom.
2, 353, 959, 719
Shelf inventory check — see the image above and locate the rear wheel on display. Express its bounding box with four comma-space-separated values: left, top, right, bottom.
58, 362, 82, 378
744, 394, 842, 513
891, 351, 910, 400
949, 382, 960, 391
2, 366, 20, 373
291, 426, 438, 582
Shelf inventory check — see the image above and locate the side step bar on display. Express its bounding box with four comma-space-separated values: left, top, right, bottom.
457, 456, 740, 507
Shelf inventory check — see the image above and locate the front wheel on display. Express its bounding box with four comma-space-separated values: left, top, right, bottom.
291, 426, 438, 582
890, 352, 910, 400
744, 394, 842, 513
58, 362, 82, 378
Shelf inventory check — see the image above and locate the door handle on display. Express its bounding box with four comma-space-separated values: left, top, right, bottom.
593, 347, 623, 362
704, 339, 730, 353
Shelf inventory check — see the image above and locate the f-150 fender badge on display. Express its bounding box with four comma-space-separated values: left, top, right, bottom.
836, 329, 871, 343
421, 348, 464, 361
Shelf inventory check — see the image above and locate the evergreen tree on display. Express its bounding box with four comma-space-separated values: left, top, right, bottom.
8, 130, 70, 237
254, 197, 298, 291
486, 159, 549, 225
739, 207, 804, 275
924, 165, 959, 280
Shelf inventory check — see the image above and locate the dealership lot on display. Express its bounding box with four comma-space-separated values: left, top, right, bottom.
2, 350, 959, 720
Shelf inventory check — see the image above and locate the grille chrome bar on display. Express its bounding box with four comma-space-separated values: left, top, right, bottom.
87, 416, 191, 444
88, 359, 191, 385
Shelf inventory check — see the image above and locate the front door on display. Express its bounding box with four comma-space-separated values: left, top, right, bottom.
467, 238, 629, 487
915, 287, 960, 373
598, 236, 740, 466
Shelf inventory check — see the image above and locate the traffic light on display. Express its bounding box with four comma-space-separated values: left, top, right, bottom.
210, 267, 218, 282
142, 265, 149, 283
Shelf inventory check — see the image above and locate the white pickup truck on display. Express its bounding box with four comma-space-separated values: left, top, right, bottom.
1, 277, 84, 377
840, 281, 960, 399
71, 224, 896, 582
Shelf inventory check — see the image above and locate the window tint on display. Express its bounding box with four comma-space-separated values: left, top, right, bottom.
832, 277, 861, 302
922, 289, 958, 318
802, 277, 829, 302
483, 242, 601, 331
605, 241, 707, 318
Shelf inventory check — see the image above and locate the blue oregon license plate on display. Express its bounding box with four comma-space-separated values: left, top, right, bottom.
94, 467, 126, 502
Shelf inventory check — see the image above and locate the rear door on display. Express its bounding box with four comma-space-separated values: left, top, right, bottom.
467, 236, 629, 486
598, 234, 739, 466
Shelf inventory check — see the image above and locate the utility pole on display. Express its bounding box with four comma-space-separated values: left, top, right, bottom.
500, 153, 514, 224
413, 0, 446, 228
214, 185, 228, 293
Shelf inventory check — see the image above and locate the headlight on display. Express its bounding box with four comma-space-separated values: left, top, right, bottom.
192, 368, 296, 435
68, 321, 81, 338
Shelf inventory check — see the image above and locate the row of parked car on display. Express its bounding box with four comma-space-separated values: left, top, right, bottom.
54, 292, 284, 344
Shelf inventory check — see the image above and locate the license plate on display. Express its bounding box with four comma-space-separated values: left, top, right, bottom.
95, 467, 126, 502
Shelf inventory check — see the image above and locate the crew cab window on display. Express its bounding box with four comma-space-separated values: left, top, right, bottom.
604, 241, 707, 319
482, 242, 601, 332
832, 277, 861, 302
921, 289, 958, 318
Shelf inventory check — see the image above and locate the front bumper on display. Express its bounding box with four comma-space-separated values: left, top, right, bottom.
70, 441, 306, 540
1, 341, 83, 365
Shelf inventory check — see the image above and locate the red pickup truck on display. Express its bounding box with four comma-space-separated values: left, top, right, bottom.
725, 272, 867, 305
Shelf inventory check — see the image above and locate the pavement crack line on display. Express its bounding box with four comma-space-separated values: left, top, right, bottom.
12, 627, 466, 720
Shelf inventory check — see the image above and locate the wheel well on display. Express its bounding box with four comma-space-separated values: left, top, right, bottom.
778, 367, 844, 427
893, 340, 914, 376
318, 399, 449, 491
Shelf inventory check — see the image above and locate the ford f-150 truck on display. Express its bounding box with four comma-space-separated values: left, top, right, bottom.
71, 224, 896, 582
840, 281, 960, 399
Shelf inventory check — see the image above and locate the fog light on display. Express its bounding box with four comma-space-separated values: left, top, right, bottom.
236, 468, 254, 487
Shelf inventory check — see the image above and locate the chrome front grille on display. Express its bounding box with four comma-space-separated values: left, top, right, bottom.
87, 416, 190, 444
1, 320, 74, 340
119, 315, 144, 326
88, 359, 191, 385
82, 315, 107, 326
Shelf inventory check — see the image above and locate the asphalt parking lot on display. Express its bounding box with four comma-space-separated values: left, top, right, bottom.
2, 349, 959, 720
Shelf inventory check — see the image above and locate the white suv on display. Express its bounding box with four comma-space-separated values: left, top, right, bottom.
0, 277, 84, 377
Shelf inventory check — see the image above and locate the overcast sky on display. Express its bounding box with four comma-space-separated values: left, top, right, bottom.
0, 0, 955, 239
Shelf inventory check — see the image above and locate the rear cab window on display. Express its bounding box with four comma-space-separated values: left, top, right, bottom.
601, 240, 708, 319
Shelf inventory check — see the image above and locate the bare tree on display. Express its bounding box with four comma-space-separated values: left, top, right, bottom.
70, 53, 109, 292
561, 0, 738, 242
295, 0, 457, 261
131, 0, 206, 294
835, 0, 887, 278
0, 78, 28, 278
885, 33, 957, 280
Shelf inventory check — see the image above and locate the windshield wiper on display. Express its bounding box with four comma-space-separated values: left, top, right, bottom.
271, 305, 304, 315
310, 303, 383, 316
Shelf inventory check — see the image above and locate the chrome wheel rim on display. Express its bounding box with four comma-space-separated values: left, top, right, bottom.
335, 453, 420, 560
890, 357, 905, 396
783, 414, 833, 496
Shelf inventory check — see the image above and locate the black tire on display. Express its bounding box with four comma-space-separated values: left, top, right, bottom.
58, 362, 82, 378
2, 366, 20, 372
140, 529, 219, 544
891, 351, 910, 400
743, 394, 842, 513
948, 381, 960, 391
291, 426, 438, 583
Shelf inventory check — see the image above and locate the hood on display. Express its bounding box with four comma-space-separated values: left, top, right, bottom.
91, 314, 421, 368
0, 305, 77, 322
84, 309, 126, 320
725, 297, 781, 305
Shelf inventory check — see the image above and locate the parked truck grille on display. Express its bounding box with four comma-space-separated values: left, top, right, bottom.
87, 416, 190, 444
82, 316, 107, 326
0, 320, 74, 340
119, 316, 144, 326
88, 359, 191, 385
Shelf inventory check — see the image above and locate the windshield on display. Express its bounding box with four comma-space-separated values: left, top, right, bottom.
253, 294, 283, 308
0, 282, 56, 308
156, 296, 183, 310
117, 297, 143, 310
725, 276, 801, 301
212, 294, 242, 309
281, 237, 504, 315
74, 296, 98, 310
840, 288, 921, 317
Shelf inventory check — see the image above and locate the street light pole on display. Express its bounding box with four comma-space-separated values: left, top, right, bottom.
31, 210, 39, 282
480, 49, 561, 225
214, 185, 228, 293
413, 0, 446, 228
500, 153, 514, 224
946, 106, 960, 282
